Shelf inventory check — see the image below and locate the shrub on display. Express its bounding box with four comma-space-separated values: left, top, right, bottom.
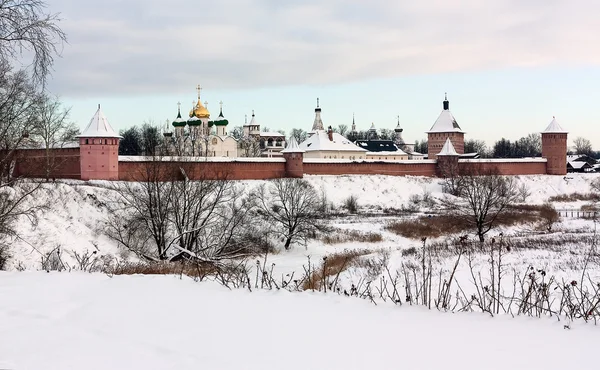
108, 261, 218, 278
322, 229, 383, 244
539, 203, 559, 232
549, 192, 600, 202
344, 195, 359, 214
517, 183, 531, 203
302, 249, 372, 291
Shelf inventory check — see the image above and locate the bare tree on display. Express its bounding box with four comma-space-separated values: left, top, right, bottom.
239, 135, 261, 157
337, 124, 348, 137
573, 136, 593, 156
0, 0, 67, 86
442, 165, 518, 242
290, 128, 307, 144
31, 93, 76, 181
230, 126, 244, 140
254, 178, 323, 250
105, 156, 177, 261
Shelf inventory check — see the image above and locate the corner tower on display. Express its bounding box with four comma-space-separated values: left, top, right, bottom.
426, 94, 464, 159
77, 105, 122, 181
282, 136, 304, 178
541, 116, 568, 175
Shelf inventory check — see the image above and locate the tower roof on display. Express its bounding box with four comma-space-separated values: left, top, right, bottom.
311, 98, 324, 131
281, 135, 305, 153
437, 138, 459, 156
78, 105, 122, 138
427, 94, 463, 134
172, 102, 186, 127
542, 116, 568, 134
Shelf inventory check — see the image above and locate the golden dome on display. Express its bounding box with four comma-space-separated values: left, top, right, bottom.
189, 100, 210, 119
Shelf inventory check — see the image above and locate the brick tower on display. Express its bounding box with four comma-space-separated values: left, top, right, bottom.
436, 138, 460, 177
282, 135, 304, 178
427, 94, 464, 159
541, 116, 568, 175
77, 105, 122, 181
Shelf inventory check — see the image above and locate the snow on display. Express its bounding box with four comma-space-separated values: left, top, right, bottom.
281, 135, 304, 153
427, 109, 463, 133
119, 155, 286, 162
437, 137, 458, 156
0, 272, 597, 370
77, 105, 122, 138
259, 132, 286, 137
299, 130, 367, 152
543, 117, 568, 133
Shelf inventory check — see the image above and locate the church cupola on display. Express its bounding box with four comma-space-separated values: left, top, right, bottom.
211, 101, 229, 136
443, 92, 449, 110
172, 102, 186, 128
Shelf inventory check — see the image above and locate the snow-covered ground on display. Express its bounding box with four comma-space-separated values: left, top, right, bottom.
6, 173, 600, 271
0, 272, 597, 370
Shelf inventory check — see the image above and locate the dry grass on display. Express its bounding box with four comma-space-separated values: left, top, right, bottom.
386, 209, 546, 239
302, 249, 373, 290
108, 261, 218, 278
322, 229, 383, 244
549, 192, 600, 202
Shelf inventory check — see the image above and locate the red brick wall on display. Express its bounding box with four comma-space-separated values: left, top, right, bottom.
118, 160, 287, 181
542, 133, 567, 175
303, 161, 438, 176
428, 132, 464, 159
458, 160, 547, 175
12, 148, 81, 179
79, 138, 119, 180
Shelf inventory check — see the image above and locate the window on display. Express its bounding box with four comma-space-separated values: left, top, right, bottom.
85, 139, 89, 145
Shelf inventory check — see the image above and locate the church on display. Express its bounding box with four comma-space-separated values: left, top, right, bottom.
162, 86, 239, 157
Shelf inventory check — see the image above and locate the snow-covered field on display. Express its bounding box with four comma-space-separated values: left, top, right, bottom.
1, 174, 599, 369
0, 272, 597, 370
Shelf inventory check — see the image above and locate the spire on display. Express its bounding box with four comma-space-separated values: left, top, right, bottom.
443, 93, 449, 110
395, 115, 403, 133
542, 116, 568, 134
176, 101, 182, 119
245, 114, 248, 125
219, 100, 224, 118
351, 113, 356, 132
311, 99, 324, 131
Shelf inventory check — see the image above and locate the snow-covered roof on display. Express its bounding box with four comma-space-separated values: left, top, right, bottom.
78, 105, 121, 138
427, 109, 463, 133
542, 117, 568, 134
281, 136, 304, 153
568, 161, 590, 170
299, 130, 367, 152
437, 138, 459, 156
260, 132, 285, 137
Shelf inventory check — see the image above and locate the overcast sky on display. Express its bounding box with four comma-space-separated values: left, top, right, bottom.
44, 0, 600, 148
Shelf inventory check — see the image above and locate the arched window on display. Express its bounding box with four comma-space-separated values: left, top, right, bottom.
275, 139, 282, 147
267, 138, 273, 147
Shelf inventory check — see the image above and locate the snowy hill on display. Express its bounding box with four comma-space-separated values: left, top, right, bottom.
5, 173, 600, 271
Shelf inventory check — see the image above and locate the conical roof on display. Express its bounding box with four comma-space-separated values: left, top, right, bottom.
427, 95, 463, 134
281, 135, 305, 153
542, 116, 568, 134
437, 138, 459, 156
78, 105, 121, 138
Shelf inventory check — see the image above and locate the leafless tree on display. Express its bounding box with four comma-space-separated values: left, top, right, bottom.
573, 136, 593, 156
442, 165, 518, 242
31, 93, 76, 181
0, 0, 67, 86
105, 156, 177, 261
238, 135, 261, 157
254, 178, 323, 250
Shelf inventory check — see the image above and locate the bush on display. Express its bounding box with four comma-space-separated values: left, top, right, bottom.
539, 203, 559, 232
549, 192, 600, 202
108, 261, 218, 278
302, 249, 372, 291
344, 195, 359, 214
322, 229, 383, 244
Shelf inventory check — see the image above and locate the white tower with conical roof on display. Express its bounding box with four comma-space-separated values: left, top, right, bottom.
426, 94, 465, 159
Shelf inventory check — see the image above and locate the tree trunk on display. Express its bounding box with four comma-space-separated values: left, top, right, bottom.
284, 237, 292, 250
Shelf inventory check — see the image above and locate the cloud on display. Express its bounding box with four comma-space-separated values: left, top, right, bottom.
45, 0, 600, 97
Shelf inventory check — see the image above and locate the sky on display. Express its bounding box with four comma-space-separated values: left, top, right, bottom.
41, 0, 600, 149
